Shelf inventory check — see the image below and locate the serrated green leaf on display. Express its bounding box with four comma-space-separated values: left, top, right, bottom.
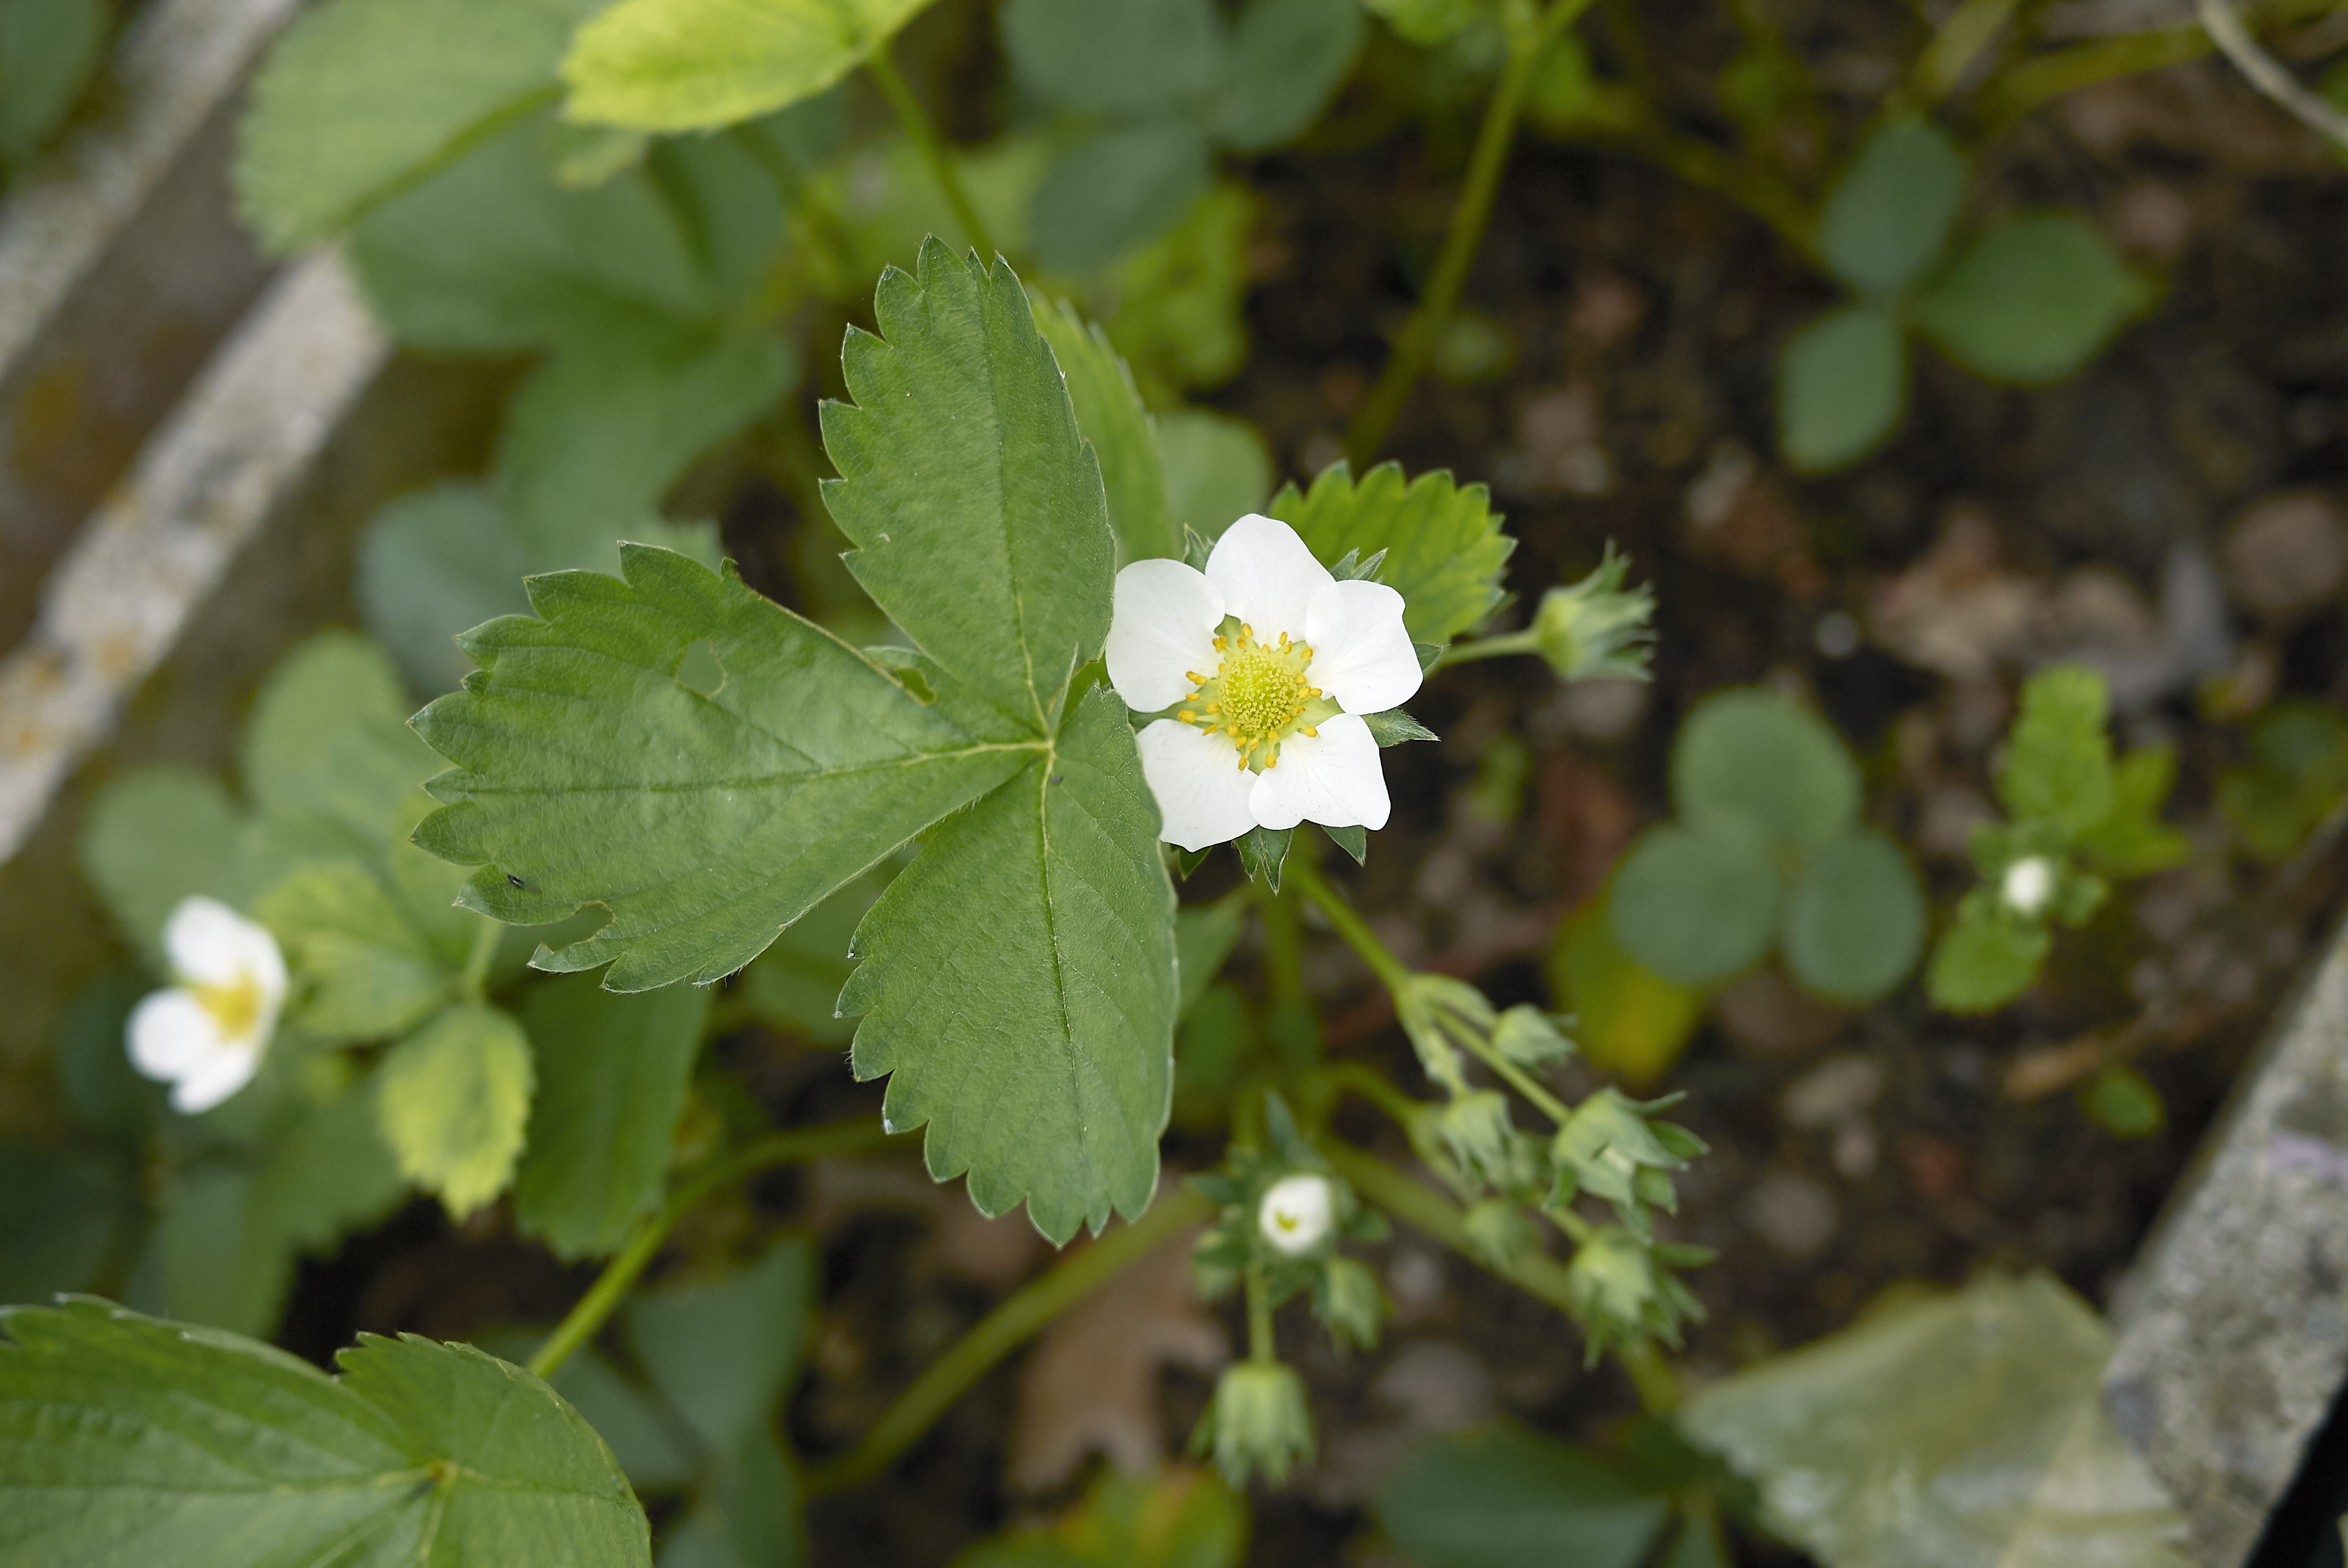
242, 630, 444, 845
0, 1299, 650, 1566
1032, 118, 1216, 275
1032, 297, 1181, 565
359, 485, 533, 695
1001, 0, 1226, 116
1375, 1425, 1671, 1568
410, 546, 1035, 989
1917, 215, 2146, 385
0, 0, 107, 166
822, 241, 1114, 729
1608, 823, 1778, 987
2077, 742, 2190, 877
841, 688, 1176, 1244
377, 1002, 535, 1218
1999, 664, 2113, 836
1217, 0, 1363, 152
1156, 408, 1273, 540
1926, 901, 2050, 1013
234, 0, 603, 251
1780, 831, 1924, 1004
515, 974, 711, 1258
1268, 461, 1514, 646
563, 0, 933, 131
1817, 120, 1966, 298
1777, 305, 1907, 473
1674, 688, 1860, 849
628, 1237, 814, 1452
258, 861, 459, 1042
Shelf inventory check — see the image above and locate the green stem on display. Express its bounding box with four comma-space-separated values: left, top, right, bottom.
1459, 1032, 1573, 1127
1284, 854, 1410, 993
528, 1117, 903, 1380
1976, 26, 2209, 130
807, 1187, 1216, 1493
1308, 1060, 1431, 1133
1244, 1261, 1276, 1364
1910, 0, 2023, 102
1346, 0, 1596, 466
866, 43, 999, 261
1429, 628, 1541, 669
457, 918, 501, 1003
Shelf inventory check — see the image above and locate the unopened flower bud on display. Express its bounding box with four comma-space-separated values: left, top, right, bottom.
1532, 546, 1653, 683
1438, 1090, 1517, 1189
1259, 1172, 1335, 1256
1462, 1196, 1536, 1269
1193, 1360, 1315, 1488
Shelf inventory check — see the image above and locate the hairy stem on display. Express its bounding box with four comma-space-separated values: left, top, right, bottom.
867, 43, 1000, 261
1347, 0, 1597, 465
457, 918, 502, 1003
528, 1116, 905, 1380
807, 1187, 1216, 1493
1431, 627, 1542, 668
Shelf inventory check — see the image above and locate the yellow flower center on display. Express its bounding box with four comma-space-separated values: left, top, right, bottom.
1175, 622, 1333, 772
194, 976, 265, 1041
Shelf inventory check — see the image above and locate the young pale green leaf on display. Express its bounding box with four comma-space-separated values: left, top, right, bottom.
1217, 0, 1364, 153
359, 484, 533, 695
822, 240, 1115, 729
0, 1299, 650, 1567
1816, 120, 1966, 298
235, 0, 604, 251
1001, 0, 1226, 116
562, 0, 933, 131
1375, 1425, 1671, 1568
244, 631, 446, 845
376, 1002, 535, 1218
1269, 461, 1514, 646
1608, 823, 1779, 988
258, 861, 460, 1042
1917, 215, 2147, 384
959, 1465, 1246, 1568
2080, 1063, 2165, 1138
1674, 688, 1860, 849
1156, 408, 1272, 540
628, 1236, 814, 1453
409, 545, 1034, 989
1780, 831, 1924, 1004
1926, 900, 2050, 1013
515, 974, 711, 1259
1032, 296, 1182, 564
1681, 1273, 2193, 1568
1777, 305, 1907, 473
1031, 119, 1217, 275
841, 688, 1176, 1245
0, 0, 106, 165
1999, 664, 2114, 836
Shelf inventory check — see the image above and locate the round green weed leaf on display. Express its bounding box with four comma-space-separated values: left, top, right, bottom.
1778, 305, 1907, 473
1782, 831, 1925, 1003
1674, 688, 1861, 847
1916, 215, 2147, 384
1818, 119, 1967, 298
2080, 1065, 2165, 1138
1608, 824, 1779, 987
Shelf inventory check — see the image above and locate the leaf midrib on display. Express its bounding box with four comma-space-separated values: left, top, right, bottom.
458, 739, 1047, 796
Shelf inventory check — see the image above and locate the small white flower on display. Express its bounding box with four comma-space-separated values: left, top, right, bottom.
126, 896, 287, 1114
1258, 1172, 1336, 1255
1105, 514, 1422, 851
2000, 855, 2054, 918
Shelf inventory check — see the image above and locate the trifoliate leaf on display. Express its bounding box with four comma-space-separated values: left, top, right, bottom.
1156, 407, 1273, 541
410, 545, 1034, 989
1032, 296, 1181, 564
822, 241, 1114, 731
1377, 1425, 1670, 1568
1269, 461, 1514, 646
840, 688, 1176, 1244
1998, 664, 2113, 837
1780, 832, 1924, 1005
376, 1002, 535, 1218
1925, 898, 2050, 1014
1216, 0, 1364, 153
257, 861, 461, 1043
1917, 215, 2148, 385
1777, 304, 1907, 473
1608, 823, 1778, 988
1001, 0, 1227, 116
235, 0, 605, 251
1817, 120, 1966, 299
0, 0, 106, 166
1674, 688, 1860, 850
0, 1300, 650, 1567
515, 975, 711, 1258
563, 0, 933, 131
1031, 118, 1216, 273
359, 485, 532, 695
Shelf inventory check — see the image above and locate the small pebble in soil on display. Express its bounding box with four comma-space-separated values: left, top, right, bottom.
1782, 1054, 1887, 1130
1742, 1171, 1841, 1258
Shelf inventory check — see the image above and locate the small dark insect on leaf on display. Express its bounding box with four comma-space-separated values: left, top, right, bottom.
1050, 775, 1065, 784
507, 874, 527, 889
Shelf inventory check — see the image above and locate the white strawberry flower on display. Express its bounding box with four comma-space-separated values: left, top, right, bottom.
1257, 1172, 1336, 1255
126, 896, 287, 1114
1106, 514, 1422, 852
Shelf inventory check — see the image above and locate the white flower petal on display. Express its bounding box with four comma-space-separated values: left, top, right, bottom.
1248, 713, 1389, 832
1106, 559, 1225, 714
1304, 580, 1422, 715
1258, 1172, 1335, 1255
164, 895, 285, 1005
170, 1044, 262, 1115
128, 989, 226, 1080
1136, 719, 1261, 851
1205, 514, 1333, 643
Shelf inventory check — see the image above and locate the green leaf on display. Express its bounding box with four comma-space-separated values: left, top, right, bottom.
79, 768, 245, 961
957, 1465, 1246, 1568
1917, 215, 2147, 384
1176, 901, 1246, 1016
740, 868, 888, 1041
2080, 1064, 2164, 1138
235, 0, 603, 251
1032, 296, 1181, 564
840, 688, 1176, 1244
376, 1002, 535, 1218
1375, 1425, 1671, 1568
1361, 0, 1481, 46
1925, 900, 2050, 1014
821, 241, 1114, 730
258, 861, 461, 1043
0, 0, 107, 165
1156, 408, 1272, 540
515, 974, 711, 1258
0, 1299, 650, 1566
1217, 0, 1364, 153
2219, 701, 2348, 862
1777, 305, 1907, 473
1268, 461, 1514, 646
1365, 709, 1439, 746
1681, 1273, 2194, 1568
1549, 897, 1704, 1087
470, 1333, 697, 1491
1998, 664, 2113, 836
563, 0, 934, 131
628, 1236, 814, 1452
242, 631, 444, 846
1608, 824, 1779, 987
253, 1088, 409, 1255
1817, 119, 1966, 298
359, 485, 533, 695
1031, 119, 1216, 273
1780, 831, 1924, 1004
1001, 0, 1226, 116
1101, 182, 1257, 393
1674, 688, 1860, 849
410, 545, 1033, 989
2077, 742, 2190, 877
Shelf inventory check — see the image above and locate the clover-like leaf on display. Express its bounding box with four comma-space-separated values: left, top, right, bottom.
1777, 305, 1907, 474
0, 1299, 649, 1566
564, 0, 935, 131
1817, 119, 1966, 299
1608, 823, 1779, 987
1917, 215, 2147, 385
1269, 461, 1514, 646
1674, 688, 1860, 850
1216, 0, 1364, 153
1780, 831, 1924, 1005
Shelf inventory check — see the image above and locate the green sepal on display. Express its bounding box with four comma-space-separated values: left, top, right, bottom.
1236, 825, 1293, 889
